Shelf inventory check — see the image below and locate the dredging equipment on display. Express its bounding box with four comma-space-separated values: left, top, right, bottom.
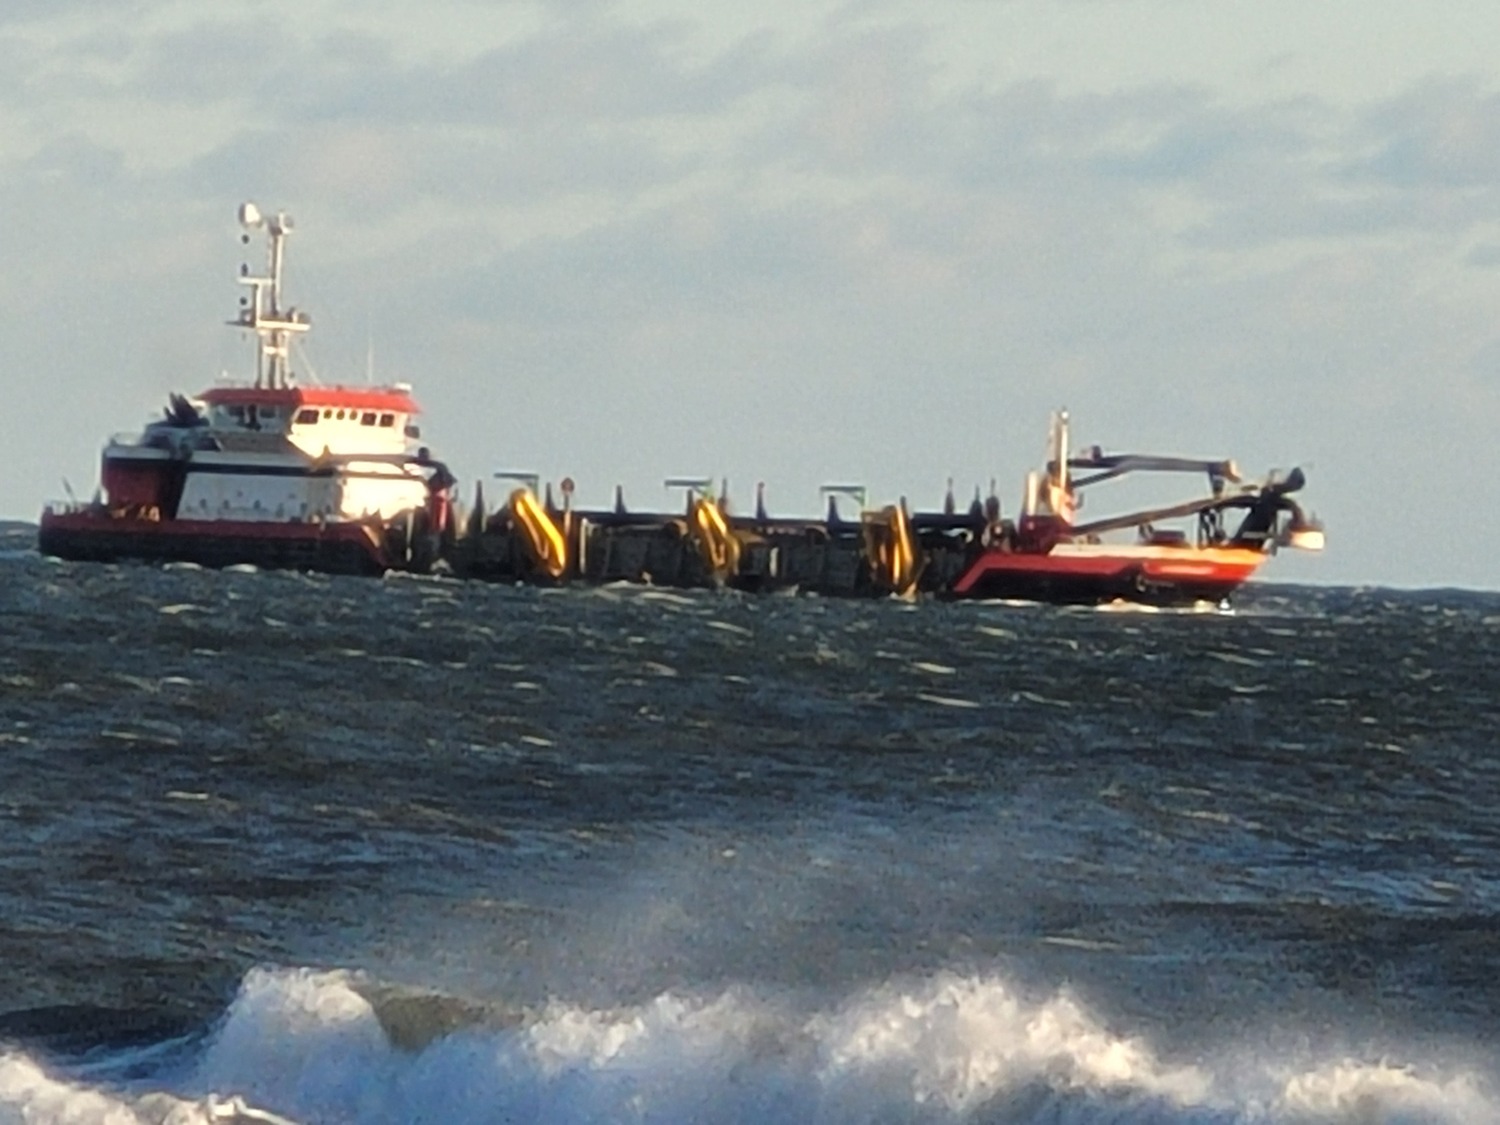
446, 412, 1323, 606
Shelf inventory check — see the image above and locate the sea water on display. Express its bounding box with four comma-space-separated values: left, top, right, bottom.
1, 523, 1498, 1123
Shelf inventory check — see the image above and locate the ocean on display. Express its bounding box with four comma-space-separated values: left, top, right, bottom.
1, 520, 1498, 1123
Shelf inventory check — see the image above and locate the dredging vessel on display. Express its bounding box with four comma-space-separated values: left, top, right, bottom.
453, 410, 1323, 606
38, 204, 456, 575
39, 206, 1322, 604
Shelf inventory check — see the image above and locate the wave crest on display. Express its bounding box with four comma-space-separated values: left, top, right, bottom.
8, 966, 1496, 1124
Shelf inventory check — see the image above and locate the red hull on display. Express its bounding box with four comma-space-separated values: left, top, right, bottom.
37, 510, 397, 576
950, 545, 1266, 606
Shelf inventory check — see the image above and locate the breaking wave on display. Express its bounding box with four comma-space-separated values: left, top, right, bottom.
4, 966, 1492, 1124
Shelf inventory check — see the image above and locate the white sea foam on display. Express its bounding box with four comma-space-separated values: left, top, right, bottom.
705, 619, 753, 637
0, 1052, 300, 1125
186, 968, 388, 1122
909, 661, 956, 676
633, 590, 701, 608
17, 967, 1499, 1125
1094, 599, 1230, 615
0, 1052, 144, 1125
810, 972, 1214, 1115
1271, 1059, 1496, 1122
914, 693, 981, 708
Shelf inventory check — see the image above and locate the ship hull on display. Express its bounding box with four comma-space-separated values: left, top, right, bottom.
37, 511, 398, 577
949, 544, 1267, 606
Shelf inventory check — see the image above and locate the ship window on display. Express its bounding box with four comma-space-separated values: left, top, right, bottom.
296, 408, 319, 425
336, 410, 346, 420
361, 412, 377, 426
405, 424, 421, 439
322, 409, 333, 419
379, 413, 395, 427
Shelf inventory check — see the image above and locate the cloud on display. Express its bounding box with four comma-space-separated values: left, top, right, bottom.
120, 11, 785, 129
1466, 243, 1500, 269
1353, 79, 1500, 189
128, 18, 295, 106
0, 0, 126, 27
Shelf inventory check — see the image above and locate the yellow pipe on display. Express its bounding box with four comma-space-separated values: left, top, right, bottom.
862, 503, 919, 597
509, 487, 568, 579
690, 497, 740, 582
889, 502, 915, 594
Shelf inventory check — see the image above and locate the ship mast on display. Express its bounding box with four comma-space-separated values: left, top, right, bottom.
232, 202, 311, 388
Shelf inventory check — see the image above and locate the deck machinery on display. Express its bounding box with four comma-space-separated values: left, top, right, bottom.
447, 415, 1323, 606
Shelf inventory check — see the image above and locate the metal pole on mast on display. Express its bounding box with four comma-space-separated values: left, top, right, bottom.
234, 203, 310, 390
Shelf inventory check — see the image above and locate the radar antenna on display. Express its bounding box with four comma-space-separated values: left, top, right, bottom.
232, 203, 311, 388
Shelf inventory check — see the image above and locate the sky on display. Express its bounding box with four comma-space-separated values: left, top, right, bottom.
4, 0, 1500, 590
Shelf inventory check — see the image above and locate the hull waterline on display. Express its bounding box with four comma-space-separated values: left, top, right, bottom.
948, 545, 1267, 606
38, 511, 395, 577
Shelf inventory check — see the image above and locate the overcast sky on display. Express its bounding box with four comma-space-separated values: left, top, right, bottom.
5, 0, 1499, 589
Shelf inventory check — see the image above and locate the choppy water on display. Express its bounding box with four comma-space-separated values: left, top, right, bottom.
3, 521, 1499, 1123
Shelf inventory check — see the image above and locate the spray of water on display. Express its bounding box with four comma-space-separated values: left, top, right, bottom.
2, 966, 1491, 1125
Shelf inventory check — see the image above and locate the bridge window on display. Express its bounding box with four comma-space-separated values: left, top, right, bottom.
379, 413, 395, 427
296, 408, 319, 425
361, 412, 377, 426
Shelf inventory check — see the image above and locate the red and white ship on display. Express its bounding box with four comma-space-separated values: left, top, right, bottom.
944, 411, 1324, 605
39, 204, 455, 576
